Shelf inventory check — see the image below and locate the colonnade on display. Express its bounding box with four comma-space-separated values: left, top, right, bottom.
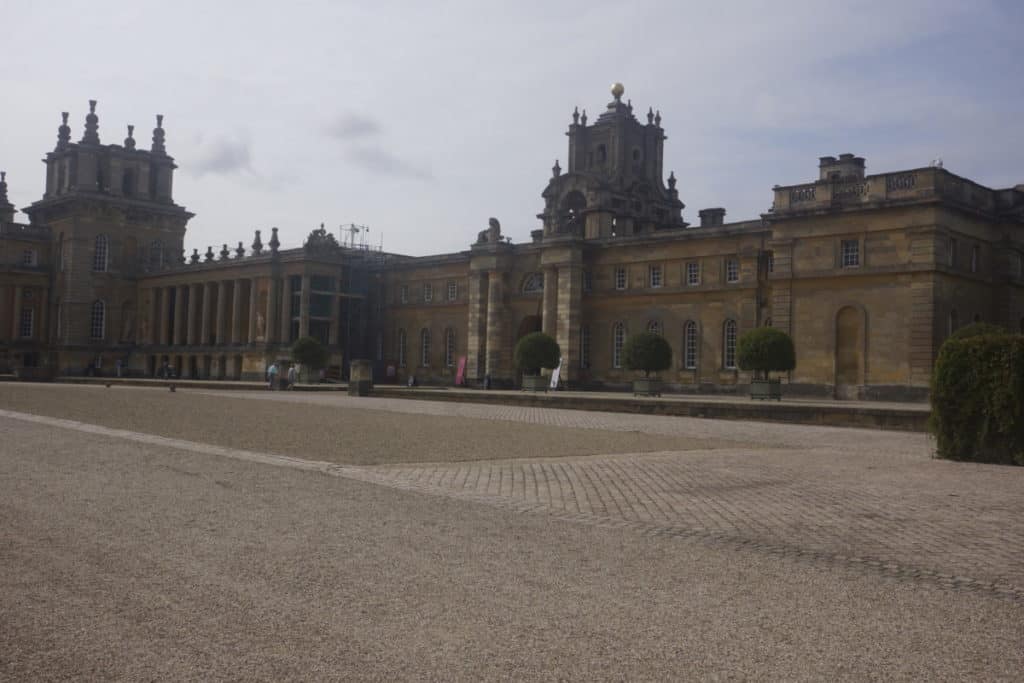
147, 277, 277, 348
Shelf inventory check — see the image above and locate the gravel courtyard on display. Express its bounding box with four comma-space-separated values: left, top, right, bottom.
1, 384, 1021, 680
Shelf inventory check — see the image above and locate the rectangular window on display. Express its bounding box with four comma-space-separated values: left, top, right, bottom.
582, 270, 593, 293
767, 251, 775, 273
947, 238, 957, 268
724, 320, 737, 369
580, 326, 591, 369
22, 249, 36, 267
726, 258, 739, 283
614, 267, 627, 291
310, 275, 336, 292
649, 264, 663, 288
447, 281, 457, 301
971, 245, 978, 273
686, 261, 700, 286
423, 283, 433, 303
309, 293, 333, 318
841, 240, 860, 268
683, 321, 698, 370
399, 285, 408, 304
19, 308, 33, 339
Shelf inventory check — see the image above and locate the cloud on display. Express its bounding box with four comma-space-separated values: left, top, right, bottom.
326, 113, 381, 140
346, 145, 432, 180
190, 137, 253, 177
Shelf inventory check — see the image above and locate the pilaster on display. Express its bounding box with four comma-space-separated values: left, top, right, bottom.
214, 281, 228, 345
231, 278, 244, 344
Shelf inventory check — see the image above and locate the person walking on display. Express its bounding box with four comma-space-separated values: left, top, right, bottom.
267, 362, 279, 390
286, 364, 297, 390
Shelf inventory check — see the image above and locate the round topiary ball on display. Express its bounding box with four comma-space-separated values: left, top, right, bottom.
514, 332, 561, 376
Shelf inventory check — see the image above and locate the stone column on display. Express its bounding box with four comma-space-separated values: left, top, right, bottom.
11, 285, 22, 339
215, 281, 228, 345
172, 285, 186, 346
279, 276, 292, 344
484, 271, 506, 380
248, 278, 259, 343
465, 272, 487, 381
148, 289, 160, 345
200, 282, 213, 345
542, 266, 558, 335
186, 283, 201, 345
160, 286, 172, 345
231, 279, 244, 344
267, 277, 280, 344
299, 274, 311, 339
556, 264, 582, 384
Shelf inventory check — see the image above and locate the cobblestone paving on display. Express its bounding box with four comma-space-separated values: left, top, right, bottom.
207, 392, 1024, 602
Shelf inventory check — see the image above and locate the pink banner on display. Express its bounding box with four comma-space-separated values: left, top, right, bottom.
455, 356, 467, 385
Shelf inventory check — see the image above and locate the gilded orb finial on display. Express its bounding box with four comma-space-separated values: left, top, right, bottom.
610, 82, 625, 101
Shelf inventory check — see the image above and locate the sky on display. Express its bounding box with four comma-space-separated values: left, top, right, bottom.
1, 0, 1022, 257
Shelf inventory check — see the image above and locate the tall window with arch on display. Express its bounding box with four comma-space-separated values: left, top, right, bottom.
93, 234, 109, 272
397, 329, 407, 368
647, 320, 662, 336
420, 328, 431, 367
612, 322, 626, 369
19, 307, 34, 339
580, 325, 591, 369
149, 240, 164, 269
683, 320, 698, 370
948, 309, 958, 337
90, 300, 106, 340
723, 319, 737, 369
445, 328, 455, 367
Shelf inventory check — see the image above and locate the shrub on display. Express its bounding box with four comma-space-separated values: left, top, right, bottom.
514, 332, 560, 375
292, 336, 328, 370
945, 322, 1008, 343
930, 335, 1024, 465
737, 327, 796, 379
622, 332, 672, 378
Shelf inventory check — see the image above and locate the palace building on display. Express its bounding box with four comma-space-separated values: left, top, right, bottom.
2, 86, 1023, 399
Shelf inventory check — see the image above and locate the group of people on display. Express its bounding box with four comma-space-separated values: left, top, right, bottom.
266, 362, 298, 390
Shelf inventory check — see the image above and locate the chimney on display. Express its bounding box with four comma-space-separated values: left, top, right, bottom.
698, 207, 726, 227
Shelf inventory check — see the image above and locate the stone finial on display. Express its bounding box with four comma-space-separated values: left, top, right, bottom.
81, 99, 100, 145
236, 241, 245, 258
647, 107, 654, 125
552, 159, 561, 178
668, 171, 677, 190
0, 171, 7, 196
57, 112, 71, 148
124, 124, 136, 150
626, 99, 632, 114
610, 82, 624, 101
151, 114, 166, 154
580, 109, 587, 126
219, 243, 230, 260
654, 110, 661, 127
269, 227, 280, 254
252, 229, 263, 255
204, 246, 215, 262
190, 248, 200, 264
572, 107, 579, 125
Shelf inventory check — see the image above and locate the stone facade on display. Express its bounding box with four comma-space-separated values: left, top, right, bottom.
2, 89, 1023, 399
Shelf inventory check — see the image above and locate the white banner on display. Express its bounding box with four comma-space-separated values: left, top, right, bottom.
549, 357, 562, 389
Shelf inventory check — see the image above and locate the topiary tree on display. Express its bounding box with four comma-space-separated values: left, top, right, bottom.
737, 327, 796, 380
622, 331, 672, 378
945, 321, 1008, 344
292, 336, 328, 371
514, 332, 560, 376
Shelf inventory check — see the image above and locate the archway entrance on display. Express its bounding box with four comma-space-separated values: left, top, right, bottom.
517, 315, 541, 340
835, 306, 861, 400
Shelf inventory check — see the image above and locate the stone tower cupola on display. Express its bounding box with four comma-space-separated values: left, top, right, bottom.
538, 83, 686, 239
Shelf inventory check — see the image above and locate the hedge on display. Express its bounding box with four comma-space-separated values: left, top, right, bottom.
946, 322, 1008, 342
930, 334, 1024, 465
622, 332, 672, 377
737, 327, 796, 379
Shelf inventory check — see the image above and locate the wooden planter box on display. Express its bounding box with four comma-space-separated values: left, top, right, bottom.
632, 378, 663, 397
521, 375, 548, 392
750, 378, 782, 401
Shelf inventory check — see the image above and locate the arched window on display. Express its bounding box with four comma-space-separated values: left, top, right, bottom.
647, 320, 662, 336
948, 309, 958, 337
149, 240, 164, 269
19, 307, 34, 339
90, 300, 106, 340
683, 320, 698, 370
580, 325, 591, 369
723, 319, 737, 369
612, 322, 626, 369
93, 234, 109, 272
522, 272, 544, 293
420, 328, 431, 367
445, 328, 456, 367
397, 329, 407, 367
